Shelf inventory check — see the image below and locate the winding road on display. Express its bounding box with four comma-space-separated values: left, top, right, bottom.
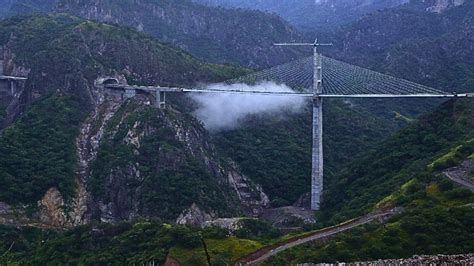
443, 159, 474, 191
236, 208, 403, 265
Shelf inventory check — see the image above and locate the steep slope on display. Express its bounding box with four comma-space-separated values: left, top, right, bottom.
0, 14, 266, 227
50, 0, 303, 68
267, 129, 474, 264
213, 99, 397, 206
88, 100, 269, 223
331, 0, 474, 93
321, 98, 474, 221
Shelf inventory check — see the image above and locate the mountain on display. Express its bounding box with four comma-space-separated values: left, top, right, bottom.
0, 14, 269, 227
265, 99, 474, 264
50, 0, 303, 68
0, 1, 473, 264
407, 0, 465, 12
194, 0, 411, 31
0, 13, 400, 224
1, 98, 471, 265
329, 0, 474, 93
321, 98, 474, 221
0, 0, 15, 18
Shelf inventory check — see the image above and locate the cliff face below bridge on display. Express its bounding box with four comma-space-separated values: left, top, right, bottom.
0, 15, 270, 227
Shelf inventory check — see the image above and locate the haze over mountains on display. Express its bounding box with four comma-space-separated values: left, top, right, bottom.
195, 0, 410, 30
193, 0, 464, 31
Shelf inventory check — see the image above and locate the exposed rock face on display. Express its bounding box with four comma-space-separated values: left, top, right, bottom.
425, 0, 464, 12
38, 187, 67, 227
261, 206, 316, 228
0, 202, 27, 226
227, 164, 270, 216
293, 192, 312, 209
71, 81, 125, 225
90, 97, 270, 224
0, 45, 29, 129
203, 217, 246, 231
0, 15, 272, 228
176, 203, 214, 226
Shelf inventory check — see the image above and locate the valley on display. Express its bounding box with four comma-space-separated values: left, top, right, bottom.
0, 0, 473, 265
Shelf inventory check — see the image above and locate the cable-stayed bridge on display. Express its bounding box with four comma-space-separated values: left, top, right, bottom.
98, 40, 472, 211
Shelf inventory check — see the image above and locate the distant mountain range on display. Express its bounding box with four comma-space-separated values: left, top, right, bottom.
193, 0, 465, 31
193, 0, 411, 31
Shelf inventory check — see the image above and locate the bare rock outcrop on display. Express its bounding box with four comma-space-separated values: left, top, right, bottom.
38, 187, 68, 227
176, 203, 214, 226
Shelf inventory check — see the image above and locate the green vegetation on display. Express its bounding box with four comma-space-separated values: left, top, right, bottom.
321, 99, 474, 223
0, 220, 205, 264
90, 101, 239, 220
171, 237, 263, 265
39, 0, 301, 68
0, 14, 244, 92
262, 97, 474, 264
0, 220, 271, 265
0, 14, 245, 208
0, 5, 473, 265
0, 107, 6, 126
215, 99, 397, 206
0, 94, 85, 205
429, 139, 474, 171
266, 165, 474, 264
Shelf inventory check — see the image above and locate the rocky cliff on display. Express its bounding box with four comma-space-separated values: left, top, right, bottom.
0, 14, 269, 227
422, 0, 464, 12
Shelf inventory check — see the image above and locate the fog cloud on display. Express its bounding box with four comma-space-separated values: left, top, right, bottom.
191, 81, 306, 131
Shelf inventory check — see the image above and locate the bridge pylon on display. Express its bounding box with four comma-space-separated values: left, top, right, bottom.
275, 39, 332, 210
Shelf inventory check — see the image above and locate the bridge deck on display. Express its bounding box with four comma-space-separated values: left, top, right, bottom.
105, 84, 472, 98
0, 75, 27, 81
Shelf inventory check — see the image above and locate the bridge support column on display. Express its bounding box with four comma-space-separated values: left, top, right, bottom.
10, 80, 15, 97
311, 45, 324, 210
156, 90, 166, 109
311, 97, 323, 210
124, 88, 136, 99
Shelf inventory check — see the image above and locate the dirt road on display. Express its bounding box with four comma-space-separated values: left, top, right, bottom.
236, 208, 403, 265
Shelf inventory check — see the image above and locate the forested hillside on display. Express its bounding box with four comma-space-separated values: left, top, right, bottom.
321, 98, 474, 222
267, 99, 474, 263
330, 0, 474, 93
0, 0, 304, 68
52, 0, 303, 68
1, 98, 471, 265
